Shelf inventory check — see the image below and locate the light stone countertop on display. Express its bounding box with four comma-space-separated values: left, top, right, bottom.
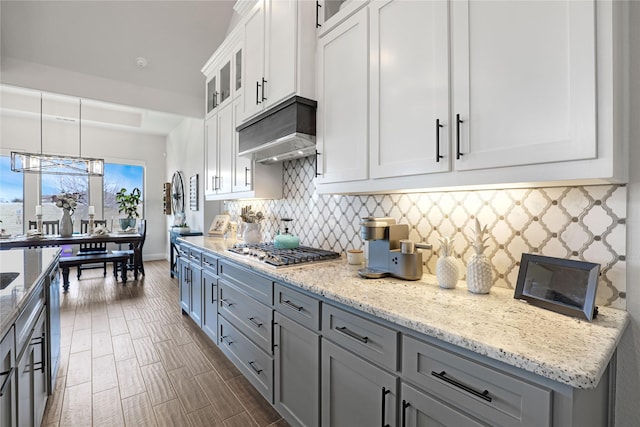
180, 235, 629, 390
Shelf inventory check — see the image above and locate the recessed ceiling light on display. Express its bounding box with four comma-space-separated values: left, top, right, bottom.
135, 57, 148, 69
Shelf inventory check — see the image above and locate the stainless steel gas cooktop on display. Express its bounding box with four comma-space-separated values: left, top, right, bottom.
228, 242, 341, 267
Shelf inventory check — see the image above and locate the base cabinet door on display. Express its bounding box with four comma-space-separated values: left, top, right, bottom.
189, 264, 203, 327
17, 309, 47, 427
178, 257, 190, 314
321, 339, 396, 427
400, 382, 486, 427
0, 327, 16, 427
202, 269, 218, 342
274, 312, 319, 427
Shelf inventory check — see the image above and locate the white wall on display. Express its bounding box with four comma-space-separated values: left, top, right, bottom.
165, 117, 206, 235
617, 2, 640, 425
1, 112, 169, 262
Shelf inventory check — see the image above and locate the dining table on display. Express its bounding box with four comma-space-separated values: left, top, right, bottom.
0, 232, 143, 287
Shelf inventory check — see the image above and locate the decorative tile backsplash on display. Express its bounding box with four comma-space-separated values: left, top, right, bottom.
225, 157, 627, 309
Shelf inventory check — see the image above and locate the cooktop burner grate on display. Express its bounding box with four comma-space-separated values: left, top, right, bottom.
228, 242, 341, 267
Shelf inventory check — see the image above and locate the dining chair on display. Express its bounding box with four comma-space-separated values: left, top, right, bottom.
28, 220, 60, 235
76, 219, 108, 279
112, 219, 146, 280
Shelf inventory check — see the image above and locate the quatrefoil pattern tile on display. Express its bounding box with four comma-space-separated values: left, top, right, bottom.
226, 157, 627, 309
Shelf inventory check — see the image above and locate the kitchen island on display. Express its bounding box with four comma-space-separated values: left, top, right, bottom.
0, 247, 60, 427
177, 235, 629, 426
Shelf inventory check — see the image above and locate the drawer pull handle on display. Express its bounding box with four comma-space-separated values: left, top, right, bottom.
248, 361, 263, 374
248, 317, 263, 328
220, 335, 233, 346
283, 299, 303, 312
220, 298, 233, 307
0, 367, 14, 397
381, 387, 391, 427
336, 326, 369, 344
431, 370, 492, 402
203, 261, 212, 267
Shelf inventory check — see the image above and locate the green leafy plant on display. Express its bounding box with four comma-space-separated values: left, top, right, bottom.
115, 187, 142, 218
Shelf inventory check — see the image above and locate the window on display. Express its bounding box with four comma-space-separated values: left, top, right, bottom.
0, 155, 24, 235
103, 163, 144, 228
41, 173, 88, 232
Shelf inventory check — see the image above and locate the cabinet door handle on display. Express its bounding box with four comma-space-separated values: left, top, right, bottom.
381, 387, 391, 427
248, 317, 263, 328
401, 400, 410, 427
30, 335, 46, 373
261, 78, 267, 101
431, 370, 492, 402
220, 335, 233, 346
456, 114, 464, 160
0, 367, 15, 397
248, 361, 263, 374
213, 91, 218, 108
244, 167, 251, 186
314, 150, 322, 177
211, 283, 217, 304
283, 299, 303, 312
436, 119, 444, 162
220, 298, 233, 307
256, 81, 261, 104
336, 326, 369, 343
316, 1, 322, 28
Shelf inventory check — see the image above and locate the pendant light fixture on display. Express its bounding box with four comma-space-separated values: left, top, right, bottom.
11, 94, 104, 176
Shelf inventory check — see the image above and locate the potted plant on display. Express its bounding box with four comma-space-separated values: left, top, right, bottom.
115, 187, 141, 230
171, 212, 190, 233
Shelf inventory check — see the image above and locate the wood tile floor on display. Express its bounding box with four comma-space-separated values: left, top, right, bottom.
43, 260, 289, 427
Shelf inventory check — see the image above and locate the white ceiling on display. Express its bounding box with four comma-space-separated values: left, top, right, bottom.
0, 0, 237, 123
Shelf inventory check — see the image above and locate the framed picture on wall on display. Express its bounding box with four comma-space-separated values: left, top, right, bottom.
209, 214, 230, 236
189, 174, 199, 211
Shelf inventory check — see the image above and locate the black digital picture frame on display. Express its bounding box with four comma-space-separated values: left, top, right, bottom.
514, 253, 600, 321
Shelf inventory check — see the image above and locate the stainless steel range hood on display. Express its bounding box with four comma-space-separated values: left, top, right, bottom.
237, 96, 317, 164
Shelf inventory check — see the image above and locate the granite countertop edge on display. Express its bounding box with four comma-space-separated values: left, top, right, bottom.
179, 236, 630, 389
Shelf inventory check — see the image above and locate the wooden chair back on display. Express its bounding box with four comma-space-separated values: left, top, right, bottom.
28, 220, 60, 235
78, 219, 108, 254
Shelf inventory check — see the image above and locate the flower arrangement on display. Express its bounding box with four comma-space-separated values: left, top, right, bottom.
240, 205, 264, 223
53, 193, 79, 214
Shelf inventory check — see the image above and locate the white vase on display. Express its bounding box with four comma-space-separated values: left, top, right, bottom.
466, 253, 493, 294
242, 222, 261, 244
60, 209, 73, 237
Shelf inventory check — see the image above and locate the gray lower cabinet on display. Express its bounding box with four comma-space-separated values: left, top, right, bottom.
201, 269, 218, 342
321, 338, 397, 427
178, 244, 204, 327
273, 311, 320, 427
0, 326, 16, 427
189, 264, 203, 326
400, 382, 486, 427
17, 307, 47, 427
178, 256, 190, 313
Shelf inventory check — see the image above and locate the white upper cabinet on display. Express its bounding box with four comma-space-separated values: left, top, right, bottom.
315, 0, 626, 194
315, 7, 369, 184
451, 0, 596, 171
204, 116, 218, 197
369, 0, 450, 179
217, 102, 234, 195
241, 0, 316, 123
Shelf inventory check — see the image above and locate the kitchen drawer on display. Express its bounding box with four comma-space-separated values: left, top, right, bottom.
322, 303, 398, 371
218, 315, 273, 402
176, 243, 190, 259
274, 282, 320, 331
219, 260, 273, 305
402, 335, 551, 427
188, 247, 202, 266
218, 280, 273, 353
201, 252, 218, 274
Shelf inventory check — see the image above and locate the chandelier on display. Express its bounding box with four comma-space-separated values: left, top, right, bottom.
11, 95, 104, 176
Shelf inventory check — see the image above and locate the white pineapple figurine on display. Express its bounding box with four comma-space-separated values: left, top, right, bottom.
466, 219, 493, 294
436, 236, 459, 289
